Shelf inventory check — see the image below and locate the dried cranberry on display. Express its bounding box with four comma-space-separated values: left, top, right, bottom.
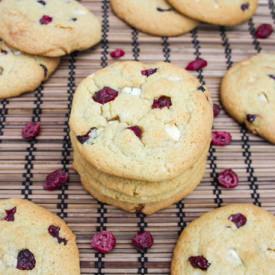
17, 249, 36, 270
212, 131, 232, 146
241, 3, 249, 11
269, 74, 275, 80
246, 114, 257, 123
39, 15, 53, 25
132, 231, 154, 252
4, 207, 16, 221
110, 48, 125, 59
213, 103, 221, 118
255, 24, 273, 39
229, 213, 247, 228
141, 68, 158, 77
48, 225, 67, 245
21, 122, 41, 141
77, 133, 90, 144
93, 87, 119, 104
186, 58, 208, 71
91, 231, 116, 254
37, 0, 46, 5
127, 126, 143, 139
152, 96, 172, 109
189, 256, 210, 271
218, 169, 239, 189
43, 169, 69, 191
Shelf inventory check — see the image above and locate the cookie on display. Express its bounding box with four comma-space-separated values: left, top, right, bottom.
0, 0, 101, 57
172, 204, 275, 274
74, 150, 207, 215
69, 61, 213, 182
0, 199, 80, 274
0, 40, 59, 99
167, 0, 258, 26
71, 132, 209, 204
110, 0, 198, 36
221, 53, 275, 144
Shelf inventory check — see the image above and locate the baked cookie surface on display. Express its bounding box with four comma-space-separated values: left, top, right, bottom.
221, 53, 275, 144
69, 61, 213, 182
0, 40, 59, 99
0, 0, 101, 57
167, 0, 258, 26
110, 0, 198, 36
0, 199, 80, 275
172, 204, 275, 275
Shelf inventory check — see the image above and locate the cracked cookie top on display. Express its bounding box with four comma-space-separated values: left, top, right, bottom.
69, 61, 213, 182
0, 0, 101, 57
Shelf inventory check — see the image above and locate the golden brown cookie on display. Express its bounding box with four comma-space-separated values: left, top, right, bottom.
221, 53, 275, 144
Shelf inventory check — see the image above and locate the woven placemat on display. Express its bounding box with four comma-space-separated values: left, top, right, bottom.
0, 0, 274, 274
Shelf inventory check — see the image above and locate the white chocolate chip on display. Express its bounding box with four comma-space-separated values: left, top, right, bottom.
257, 93, 268, 103
122, 87, 141, 96
165, 125, 181, 141
248, 76, 256, 83
13, 50, 22, 56
86, 128, 98, 145
227, 249, 242, 265
74, 9, 88, 16
167, 76, 182, 82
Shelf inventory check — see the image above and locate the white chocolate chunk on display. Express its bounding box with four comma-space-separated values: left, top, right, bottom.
74, 9, 88, 16
257, 93, 268, 103
165, 125, 181, 141
86, 128, 98, 144
122, 87, 141, 96
227, 249, 242, 265
167, 76, 182, 82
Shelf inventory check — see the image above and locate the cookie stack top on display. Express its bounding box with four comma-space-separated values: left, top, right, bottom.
69, 61, 213, 182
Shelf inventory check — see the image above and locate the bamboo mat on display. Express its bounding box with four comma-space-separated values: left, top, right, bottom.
0, 0, 275, 274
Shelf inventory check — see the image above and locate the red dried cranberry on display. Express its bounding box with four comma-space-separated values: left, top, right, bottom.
17, 249, 36, 270
91, 231, 116, 254
241, 3, 249, 11
246, 114, 257, 123
77, 133, 90, 144
229, 213, 247, 228
213, 103, 221, 118
141, 68, 158, 77
218, 169, 239, 189
255, 24, 273, 39
93, 87, 119, 104
39, 15, 53, 25
127, 126, 142, 139
186, 58, 208, 71
4, 207, 16, 221
132, 231, 154, 252
110, 48, 125, 59
43, 169, 69, 191
189, 256, 210, 271
48, 225, 67, 245
22, 122, 41, 141
152, 96, 172, 109
212, 131, 232, 146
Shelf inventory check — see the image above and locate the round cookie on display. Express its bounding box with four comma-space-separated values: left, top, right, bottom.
110, 0, 198, 36
71, 132, 209, 203
221, 53, 275, 144
0, 0, 101, 57
0, 40, 59, 99
172, 204, 275, 274
0, 199, 80, 274
167, 0, 258, 26
69, 61, 213, 182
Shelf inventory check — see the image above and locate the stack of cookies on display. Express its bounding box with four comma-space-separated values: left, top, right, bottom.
69, 61, 213, 215
111, 0, 258, 37
0, 0, 101, 99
